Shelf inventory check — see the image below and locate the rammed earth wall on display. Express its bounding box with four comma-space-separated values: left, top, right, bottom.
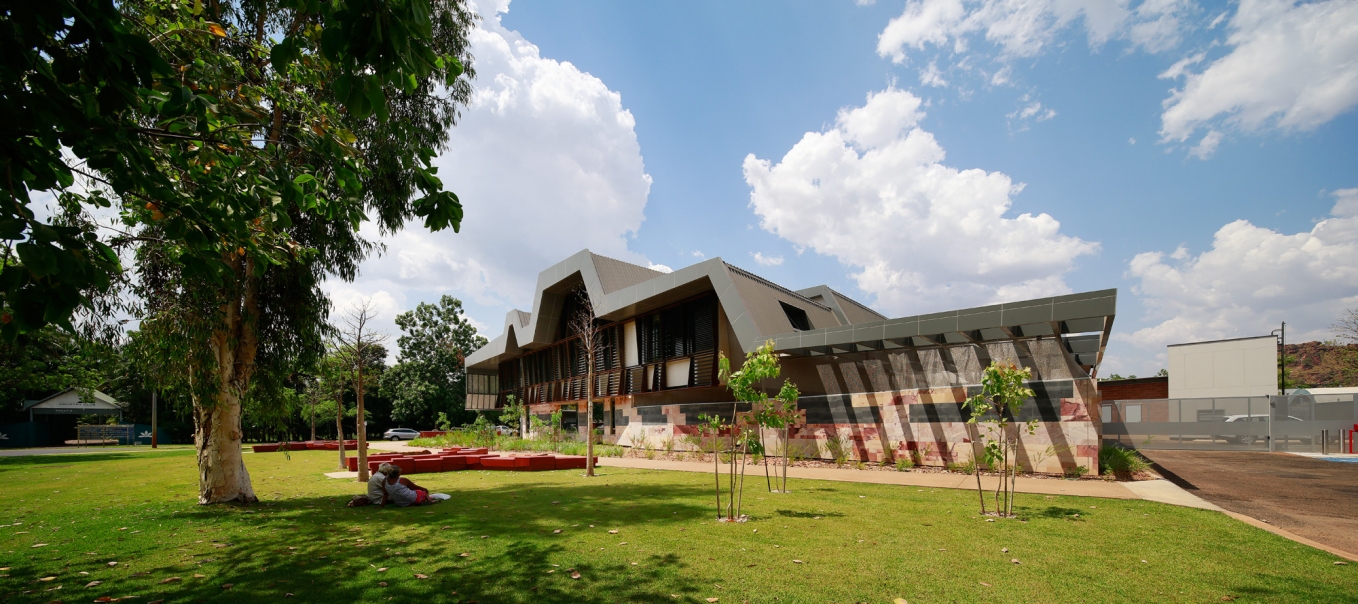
524, 338, 1103, 474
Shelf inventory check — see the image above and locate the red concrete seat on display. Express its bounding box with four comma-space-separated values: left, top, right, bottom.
367, 460, 382, 474
412, 456, 442, 474
439, 456, 468, 471
517, 456, 556, 471
389, 457, 415, 475
252, 444, 280, 453
553, 456, 586, 470
479, 457, 516, 470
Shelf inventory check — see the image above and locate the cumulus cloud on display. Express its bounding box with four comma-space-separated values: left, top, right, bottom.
751, 252, 784, 267
743, 88, 1098, 315
329, 0, 653, 345
1124, 189, 1358, 351
1159, 0, 1358, 148
876, 0, 1192, 64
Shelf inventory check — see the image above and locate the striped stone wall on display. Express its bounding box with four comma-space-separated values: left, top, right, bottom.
524, 338, 1104, 474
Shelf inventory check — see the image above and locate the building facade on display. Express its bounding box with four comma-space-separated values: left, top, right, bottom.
464, 250, 1116, 474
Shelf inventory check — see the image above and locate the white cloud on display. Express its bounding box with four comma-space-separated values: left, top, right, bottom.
1159, 0, 1358, 147
1187, 129, 1222, 159
1007, 95, 1057, 129
920, 60, 949, 87
751, 252, 784, 267
743, 88, 1098, 315
1124, 188, 1358, 352
647, 263, 674, 273
329, 0, 653, 345
876, 0, 1192, 65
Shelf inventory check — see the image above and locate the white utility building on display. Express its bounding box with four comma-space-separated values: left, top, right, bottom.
1167, 335, 1278, 399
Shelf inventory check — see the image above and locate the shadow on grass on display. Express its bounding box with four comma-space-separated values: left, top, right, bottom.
1017, 506, 1088, 520
0, 451, 194, 471
773, 510, 846, 519
57, 479, 714, 603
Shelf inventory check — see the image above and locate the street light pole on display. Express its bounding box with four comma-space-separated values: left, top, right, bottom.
151, 390, 158, 448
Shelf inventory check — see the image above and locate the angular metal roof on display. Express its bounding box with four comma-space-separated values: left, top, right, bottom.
464, 249, 1116, 375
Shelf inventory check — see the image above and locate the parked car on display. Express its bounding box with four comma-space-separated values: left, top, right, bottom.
383, 428, 420, 441
493, 425, 518, 436
1219, 415, 1307, 445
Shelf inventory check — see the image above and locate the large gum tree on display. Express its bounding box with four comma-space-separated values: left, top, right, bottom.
5, 0, 477, 503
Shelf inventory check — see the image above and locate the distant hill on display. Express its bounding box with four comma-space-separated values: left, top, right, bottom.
1285, 341, 1357, 388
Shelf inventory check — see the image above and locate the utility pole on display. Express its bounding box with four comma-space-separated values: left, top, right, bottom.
1272, 322, 1287, 395
151, 390, 158, 448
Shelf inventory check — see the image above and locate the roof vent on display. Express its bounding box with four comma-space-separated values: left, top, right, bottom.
780, 302, 812, 331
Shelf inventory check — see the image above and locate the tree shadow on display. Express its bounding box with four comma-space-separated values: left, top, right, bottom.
0, 451, 192, 472
65, 479, 714, 603
773, 509, 845, 519
1018, 505, 1088, 521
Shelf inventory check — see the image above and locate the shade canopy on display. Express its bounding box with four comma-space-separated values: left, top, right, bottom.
23, 389, 123, 416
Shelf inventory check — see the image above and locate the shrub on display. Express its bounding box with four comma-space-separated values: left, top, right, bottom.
895, 457, 915, 471
947, 459, 976, 474
824, 433, 850, 466
1064, 465, 1089, 479
1099, 446, 1149, 476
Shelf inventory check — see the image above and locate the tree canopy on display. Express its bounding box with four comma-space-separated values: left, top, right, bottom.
382, 295, 485, 428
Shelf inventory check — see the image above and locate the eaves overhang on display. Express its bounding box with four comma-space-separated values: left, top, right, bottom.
768, 289, 1118, 375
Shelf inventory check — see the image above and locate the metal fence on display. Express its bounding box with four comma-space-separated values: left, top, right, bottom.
1101, 394, 1358, 453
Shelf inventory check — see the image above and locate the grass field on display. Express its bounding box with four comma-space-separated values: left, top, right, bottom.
1, 450, 1353, 603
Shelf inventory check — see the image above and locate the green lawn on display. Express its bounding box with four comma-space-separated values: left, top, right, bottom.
0, 451, 1352, 603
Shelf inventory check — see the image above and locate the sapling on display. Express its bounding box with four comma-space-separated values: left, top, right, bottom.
963, 362, 1037, 517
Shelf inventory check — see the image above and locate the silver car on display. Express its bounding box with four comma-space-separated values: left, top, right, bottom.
383, 428, 420, 441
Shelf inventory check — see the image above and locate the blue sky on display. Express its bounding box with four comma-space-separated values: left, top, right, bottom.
335, 0, 1358, 376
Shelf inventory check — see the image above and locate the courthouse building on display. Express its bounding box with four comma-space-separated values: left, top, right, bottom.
464, 250, 1116, 473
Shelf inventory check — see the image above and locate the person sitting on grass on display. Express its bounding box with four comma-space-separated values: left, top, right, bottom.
381, 465, 435, 507
366, 463, 395, 505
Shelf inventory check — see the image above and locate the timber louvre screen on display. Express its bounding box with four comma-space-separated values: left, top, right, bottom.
499, 294, 718, 404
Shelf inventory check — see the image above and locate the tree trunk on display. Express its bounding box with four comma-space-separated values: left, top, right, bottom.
194, 388, 257, 504
309, 397, 316, 442
336, 399, 347, 470
782, 424, 790, 493
968, 424, 987, 515
586, 368, 595, 477
762, 425, 772, 492
196, 262, 260, 505
356, 359, 368, 482
712, 429, 721, 519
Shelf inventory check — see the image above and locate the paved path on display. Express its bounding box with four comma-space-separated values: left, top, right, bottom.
599, 456, 1140, 499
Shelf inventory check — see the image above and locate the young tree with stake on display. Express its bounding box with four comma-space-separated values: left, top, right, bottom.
567, 289, 602, 477
963, 362, 1036, 517
337, 300, 388, 482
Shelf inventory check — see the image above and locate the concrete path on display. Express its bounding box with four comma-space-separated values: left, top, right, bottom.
598, 457, 1139, 499
367, 441, 434, 454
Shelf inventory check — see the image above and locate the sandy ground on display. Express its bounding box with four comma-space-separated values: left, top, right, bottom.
1141, 450, 1358, 558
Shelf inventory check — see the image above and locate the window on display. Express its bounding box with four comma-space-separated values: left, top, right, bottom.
1125, 404, 1142, 423
780, 301, 812, 331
